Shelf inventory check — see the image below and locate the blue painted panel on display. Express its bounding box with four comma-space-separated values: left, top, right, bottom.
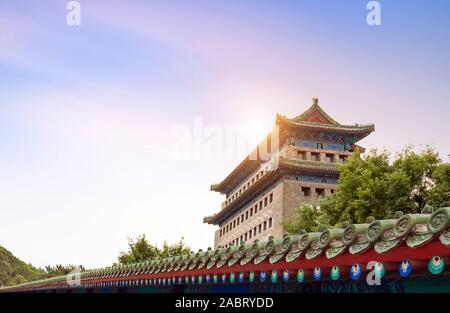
295, 140, 345, 151
286, 175, 338, 184
298, 175, 338, 184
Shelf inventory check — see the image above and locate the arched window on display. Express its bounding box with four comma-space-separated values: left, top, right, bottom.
321, 178, 327, 184
317, 143, 323, 149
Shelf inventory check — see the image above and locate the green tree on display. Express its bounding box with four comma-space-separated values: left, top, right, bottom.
285, 145, 450, 232
320, 149, 415, 223
44, 264, 85, 277
0, 245, 46, 286
428, 163, 450, 207
159, 238, 192, 258
284, 204, 330, 233
117, 235, 190, 264
392, 145, 441, 210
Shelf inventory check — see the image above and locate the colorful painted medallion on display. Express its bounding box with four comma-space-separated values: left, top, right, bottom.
312, 267, 322, 281
238, 272, 245, 283
330, 266, 340, 281
260, 271, 267, 283
282, 269, 290, 282
428, 256, 445, 275
399, 260, 412, 277
271, 270, 278, 283
296, 269, 305, 283
249, 272, 255, 283
350, 263, 362, 281
374, 262, 385, 278
230, 272, 235, 283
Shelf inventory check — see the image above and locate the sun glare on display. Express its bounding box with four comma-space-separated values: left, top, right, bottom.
242, 114, 274, 148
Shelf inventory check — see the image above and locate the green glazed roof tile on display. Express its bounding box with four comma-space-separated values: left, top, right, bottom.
3, 207, 450, 292
428, 207, 450, 234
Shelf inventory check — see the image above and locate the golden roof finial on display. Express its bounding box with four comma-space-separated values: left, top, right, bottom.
312, 97, 319, 105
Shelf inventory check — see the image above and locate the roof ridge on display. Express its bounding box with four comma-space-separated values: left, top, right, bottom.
4, 207, 449, 292
292, 98, 339, 125
277, 113, 375, 130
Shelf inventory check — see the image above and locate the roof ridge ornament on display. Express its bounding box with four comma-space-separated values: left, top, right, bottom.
4, 205, 450, 292
290, 97, 341, 125
422, 204, 434, 214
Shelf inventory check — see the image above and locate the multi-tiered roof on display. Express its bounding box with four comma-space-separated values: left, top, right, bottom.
210, 98, 374, 194
205, 99, 375, 225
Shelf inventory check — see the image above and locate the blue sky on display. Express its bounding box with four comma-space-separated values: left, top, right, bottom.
0, 0, 449, 268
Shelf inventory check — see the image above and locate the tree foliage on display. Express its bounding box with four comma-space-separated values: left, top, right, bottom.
117, 235, 191, 264
284, 204, 330, 233
285, 146, 450, 233
0, 245, 45, 287
44, 264, 85, 277
1, 243, 91, 287
2, 233, 191, 286
428, 163, 450, 208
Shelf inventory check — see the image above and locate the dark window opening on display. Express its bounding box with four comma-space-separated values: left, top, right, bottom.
298, 151, 306, 160
326, 153, 335, 163
311, 152, 320, 161
302, 187, 311, 197
316, 188, 325, 197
